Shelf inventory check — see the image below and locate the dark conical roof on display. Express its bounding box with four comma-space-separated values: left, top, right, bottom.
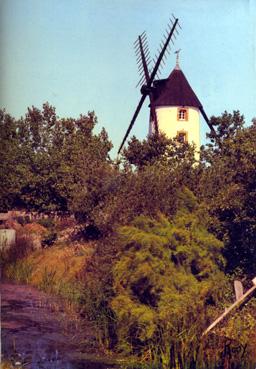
152, 68, 203, 108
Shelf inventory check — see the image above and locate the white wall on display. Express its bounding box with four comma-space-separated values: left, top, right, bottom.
0, 229, 16, 250
149, 106, 200, 160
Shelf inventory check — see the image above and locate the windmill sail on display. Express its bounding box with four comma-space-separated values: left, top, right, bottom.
118, 16, 180, 154
137, 34, 158, 134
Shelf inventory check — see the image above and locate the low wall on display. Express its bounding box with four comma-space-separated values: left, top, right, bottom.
0, 229, 16, 250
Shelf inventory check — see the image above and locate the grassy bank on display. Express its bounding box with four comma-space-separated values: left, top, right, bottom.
2, 219, 256, 369
3, 242, 94, 303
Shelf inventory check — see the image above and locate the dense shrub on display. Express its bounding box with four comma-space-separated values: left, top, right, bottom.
110, 193, 225, 368
197, 115, 256, 277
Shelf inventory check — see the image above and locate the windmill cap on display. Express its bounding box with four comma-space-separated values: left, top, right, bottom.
152, 68, 203, 109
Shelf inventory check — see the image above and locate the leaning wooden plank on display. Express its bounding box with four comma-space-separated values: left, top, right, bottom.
202, 278, 256, 337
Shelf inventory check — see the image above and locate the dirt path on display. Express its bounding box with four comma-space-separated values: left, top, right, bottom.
1, 282, 118, 369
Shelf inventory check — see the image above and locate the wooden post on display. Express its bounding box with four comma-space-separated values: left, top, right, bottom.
202, 278, 256, 336
234, 280, 243, 301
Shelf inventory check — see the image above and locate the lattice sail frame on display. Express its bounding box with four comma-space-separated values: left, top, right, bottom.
118, 15, 181, 154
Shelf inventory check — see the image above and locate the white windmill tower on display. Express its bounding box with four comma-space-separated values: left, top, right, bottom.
149, 49, 202, 160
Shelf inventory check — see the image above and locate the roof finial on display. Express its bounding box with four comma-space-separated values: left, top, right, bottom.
174, 49, 181, 70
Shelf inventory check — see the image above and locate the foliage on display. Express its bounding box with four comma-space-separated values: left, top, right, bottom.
200, 296, 256, 369
37, 217, 56, 229
41, 231, 58, 247
123, 132, 196, 170
197, 112, 256, 277
2, 102, 256, 367
92, 163, 181, 234
93, 132, 198, 235
0, 105, 197, 235
3, 242, 89, 305
39, 267, 57, 292
4, 259, 34, 283
79, 236, 119, 348
206, 110, 245, 151
0, 110, 29, 210
110, 191, 225, 368
0, 104, 113, 218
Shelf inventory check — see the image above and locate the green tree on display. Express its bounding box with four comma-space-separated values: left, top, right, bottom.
123, 132, 196, 170
0, 110, 31, 210
197, 112, 256, 277
0, 104, 113, 218
93, 132, 198, 234
110, 190, 225, 368
92, 161, 184, 235
205, 110, 245, 153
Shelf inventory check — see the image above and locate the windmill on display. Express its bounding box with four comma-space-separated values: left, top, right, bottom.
118, 15, 216, 154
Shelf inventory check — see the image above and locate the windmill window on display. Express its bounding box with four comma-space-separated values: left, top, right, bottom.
178, 108, 188, 121
177, 131, 188, 143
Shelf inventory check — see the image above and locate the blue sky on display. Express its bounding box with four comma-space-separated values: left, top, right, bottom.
1, 0, 255, 155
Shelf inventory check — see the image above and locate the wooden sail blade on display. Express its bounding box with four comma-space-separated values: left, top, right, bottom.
199, 107, 219, 142
149, 94, 158, 134
135, 33, 151, 88
118, 94, 147, 154
147, 18, 179, 87
138, 35, 150, 84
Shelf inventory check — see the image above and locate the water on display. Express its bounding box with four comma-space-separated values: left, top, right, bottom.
1, 282, 119, 369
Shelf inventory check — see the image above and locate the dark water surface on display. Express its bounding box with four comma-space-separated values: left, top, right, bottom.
1, 282, 119, 369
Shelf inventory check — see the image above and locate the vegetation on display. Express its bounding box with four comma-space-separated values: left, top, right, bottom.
4, 239, 92, 302
1, 104, 256, 368
0, 361, 25, 369
111, 201, 224, 367
197, 112, 256, 277
0, 104, 112, 218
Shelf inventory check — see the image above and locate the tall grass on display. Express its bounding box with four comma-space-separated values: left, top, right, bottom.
4, 259, 34, 283
3, 241, 89, 312
39, 267, 57, 292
